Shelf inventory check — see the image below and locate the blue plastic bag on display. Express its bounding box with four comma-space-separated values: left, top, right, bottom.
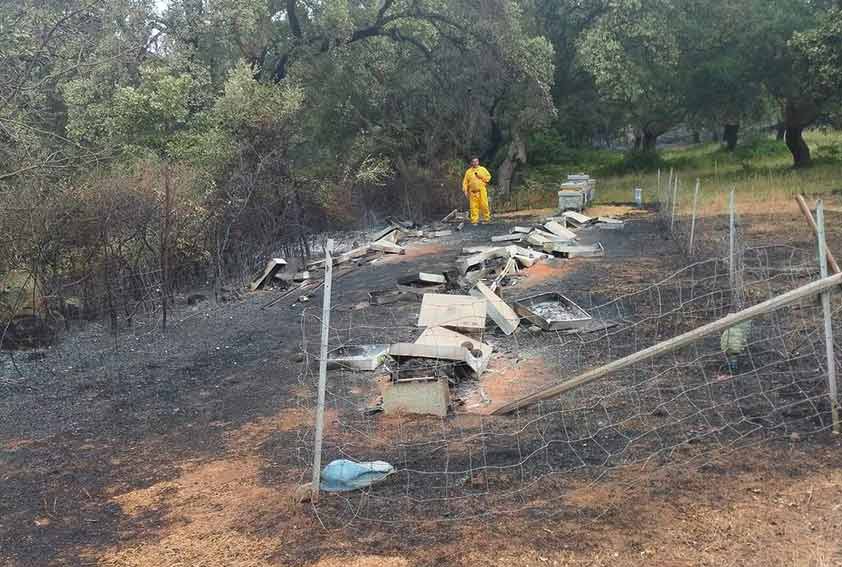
320, 459, 394, 493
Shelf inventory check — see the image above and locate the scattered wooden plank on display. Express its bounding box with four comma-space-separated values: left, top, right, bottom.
492, 234, 524, 243
543, 221, 577, 241
471, 281, 520, 336
456, 247, 509, 274
417, 293, 486, 331
419, 272, 447, 284
562, 211, 595, 227
372, 225, 400, 243
526, 231, 552, 248
544, 242, 605, 258
370, 241, 406, 255
250, 258, 287, 291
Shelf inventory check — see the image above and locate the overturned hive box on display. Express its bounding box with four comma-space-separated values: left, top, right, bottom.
513, 292, 592, 331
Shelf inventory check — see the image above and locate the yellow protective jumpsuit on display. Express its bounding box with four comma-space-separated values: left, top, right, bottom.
462, 165, 492, 224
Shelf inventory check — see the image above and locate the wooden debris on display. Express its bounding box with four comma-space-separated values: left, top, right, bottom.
370, 241, 406, 255
419, 272, 447, 284
441, 209, 459, 223
544, 242, 605, 258
372, 225, 401, 243
383, 377, 450, 417
543, 221, 578, 241
471, 281, 520, 336
417, 293, 486, 331
491, 233, 524, 243
562, 211, 595, 227
414, 326, 493, 375
456, 247, 509, 274
250, 258, 287, 291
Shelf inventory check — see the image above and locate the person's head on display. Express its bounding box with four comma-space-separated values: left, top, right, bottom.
470, 157, 480, 168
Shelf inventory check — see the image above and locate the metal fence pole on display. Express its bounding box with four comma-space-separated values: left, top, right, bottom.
311, 239, 335, 500
670, 175, 679, 234
657, 168, 662, 202
729, 188, 736, 291
689, 178, 700, 254
816, 201, 840, 434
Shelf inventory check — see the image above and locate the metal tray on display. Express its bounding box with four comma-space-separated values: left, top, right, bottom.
327, 345, 390, 371
513, 292, 592, 331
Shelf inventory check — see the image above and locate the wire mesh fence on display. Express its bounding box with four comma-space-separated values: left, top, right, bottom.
294, 179, 841, 527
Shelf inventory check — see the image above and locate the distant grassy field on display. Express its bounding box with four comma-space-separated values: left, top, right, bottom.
504, 130, 842, 213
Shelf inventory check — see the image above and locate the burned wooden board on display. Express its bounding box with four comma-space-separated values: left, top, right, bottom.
455, 247, 509, 274
471, 281, 520, 336
417, 294, 486, 331
370, 241, 406, 255
543, 221, 578, 241
250, 258, 287, 291
543, 242, 605, 258
383, 377, 450, 417
491, 233, 524, 243
562, 211, 596, 227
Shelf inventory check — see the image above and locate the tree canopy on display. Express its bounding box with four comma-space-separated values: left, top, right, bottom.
3, 0, 842, 324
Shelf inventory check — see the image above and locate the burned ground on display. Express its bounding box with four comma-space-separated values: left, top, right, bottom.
1, 204, 841, 566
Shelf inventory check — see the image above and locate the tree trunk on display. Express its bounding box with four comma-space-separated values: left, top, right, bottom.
496, 132, 527, 197
776, 123, 786, 141
723, 123, 740, 152
641, 130, 658, 153
712, 129, 720, 143
783, 98, 818, 168
785, 126, 811, 168
692, 131, 701, 144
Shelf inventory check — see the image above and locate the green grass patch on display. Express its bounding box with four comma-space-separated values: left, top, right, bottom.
504, 130, 842, 211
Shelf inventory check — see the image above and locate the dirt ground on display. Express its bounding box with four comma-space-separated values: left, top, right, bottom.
2, 201, 842, 566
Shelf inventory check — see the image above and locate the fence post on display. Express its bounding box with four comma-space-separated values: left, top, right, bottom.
657, 168, 662, 202
689, 178, 700, 254
311, 238, 335, 500
816, 201, 840, 435
729, 188, 736, 292
670, 175, 679, 234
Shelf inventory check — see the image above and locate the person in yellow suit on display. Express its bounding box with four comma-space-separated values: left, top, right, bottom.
462, 157, 492, 225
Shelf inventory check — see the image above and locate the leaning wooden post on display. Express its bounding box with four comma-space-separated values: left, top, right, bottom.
689, 178, 700, 254
311, 239, 335, 500
491, 271, 842, 415
796, 195, 842, 278
816, 202, 840, 435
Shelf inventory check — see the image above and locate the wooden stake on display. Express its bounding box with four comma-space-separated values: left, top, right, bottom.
816, 202, 840, 435
311, 239, 335, 500
689, 178, 700, 254
491, 271, 842, 415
